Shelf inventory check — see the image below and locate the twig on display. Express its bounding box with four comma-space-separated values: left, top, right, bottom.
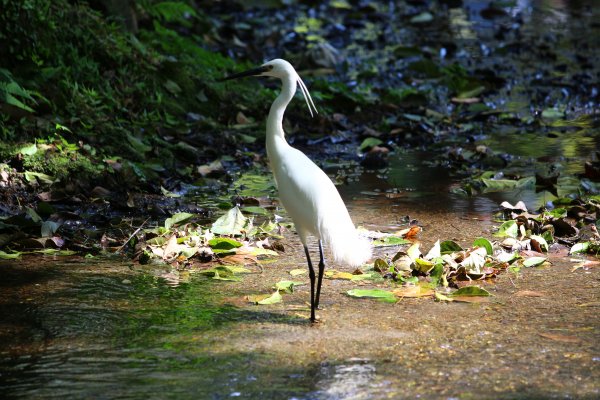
115, 217, 150, 254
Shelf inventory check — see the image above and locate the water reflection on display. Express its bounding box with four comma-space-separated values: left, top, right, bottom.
304, 358, 380, 400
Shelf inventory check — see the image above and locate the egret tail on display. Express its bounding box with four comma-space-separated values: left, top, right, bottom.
320, 214, 372, 268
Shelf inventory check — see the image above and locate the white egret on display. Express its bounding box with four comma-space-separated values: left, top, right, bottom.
222, 59, 372, 322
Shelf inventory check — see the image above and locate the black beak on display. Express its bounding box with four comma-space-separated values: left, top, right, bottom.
219, 65, 270, 82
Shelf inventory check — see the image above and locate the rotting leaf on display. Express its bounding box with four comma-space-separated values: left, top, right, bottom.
373, 258, 390, 272
529, 235, 549, 252
451, 286, 491, 297
413, 258, 434, 274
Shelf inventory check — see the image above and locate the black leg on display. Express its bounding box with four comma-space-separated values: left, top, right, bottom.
315, 240, 325, 309
304, 245, 316, 322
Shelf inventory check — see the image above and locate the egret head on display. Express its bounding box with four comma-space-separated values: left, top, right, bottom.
221, 59, 317, 117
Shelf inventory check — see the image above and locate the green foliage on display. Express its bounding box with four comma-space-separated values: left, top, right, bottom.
0, 0, 271, 186
0, 69, 38, 113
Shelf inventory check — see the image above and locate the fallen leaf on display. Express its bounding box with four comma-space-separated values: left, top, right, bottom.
274, 280, 304, 293
538, 332, 581, 343
514, 290, 545, 297
211, 206, 248, 235
451, 295, 491, 303
289, 268, 307, 276
346, 288, 397, 303
578, 302, 600, 307
522, 256, 548, 267
248, 291, 283, 305
392, 286, 434, 298
451, 286, 491, 297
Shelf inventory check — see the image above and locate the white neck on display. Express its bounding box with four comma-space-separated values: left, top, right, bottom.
266, 75, 296, 145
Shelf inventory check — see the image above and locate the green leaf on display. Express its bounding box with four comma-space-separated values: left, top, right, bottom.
410, 11, 434, 24
481, 176, 536, 192
372, 235, 411, 247
126, 133, 152, 154
434, 291, 454, 302
413, 258, 434, 274
41, 221, 60, 237
0, 250, 21, 259
241, 206, 268, 215
497, 251, 519, 263
545, 208, 567, 219
569, 242, 589, 254
32, 249, 77, 256
346, 289, 397, 303
150, 1, 198, 22
450, 286, 491, 297
26, 207, 42, 223
19, 143, 38, 156
359, 137, 383, 152
523, 256, 548, 267
161, 186, 181, 198
211, 207, 248, 236
0, 72, 36, 112
274, 280, 304, 294
429, 263, 444, 287
198, 266, 246, 281
24, 172, 54, 185
495, 220, 519, 238
440, 240, 463, 254
541, 108, 564, 120
208, 237, 243, 250
473, 237, 493, 255
164, 212, 195, 230
249, 291, 283, 305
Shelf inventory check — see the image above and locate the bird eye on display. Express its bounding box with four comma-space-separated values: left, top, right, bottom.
267, 65, 274, 70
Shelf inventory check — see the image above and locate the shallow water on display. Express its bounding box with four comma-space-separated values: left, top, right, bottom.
2, 1, 600, 399
2, 191, 599, 399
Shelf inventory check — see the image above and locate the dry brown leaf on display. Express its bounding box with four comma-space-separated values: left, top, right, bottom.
220, 253, 258, 265
451, 97, 480, 104
327, 271, 354, 280
392, 286, 434, 298
539, 332, 581, 343
450, 295, 492, 303
578, 302, 600, 307
162, 235, 179, 260
514, 290, 545, 297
